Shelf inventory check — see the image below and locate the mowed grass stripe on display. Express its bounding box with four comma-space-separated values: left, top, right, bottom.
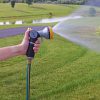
0, 3, 78, 22
0, 34, 100, 100
32, 52, 100, 99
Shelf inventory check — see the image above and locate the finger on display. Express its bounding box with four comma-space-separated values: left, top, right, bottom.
35, 39, 41, 44
34, 39, 41, 47
23, 29, 30, 40
34, 43, 40, 48
33, 47, 39, 50
33, 47, 39, 53
24, 28, 32, 40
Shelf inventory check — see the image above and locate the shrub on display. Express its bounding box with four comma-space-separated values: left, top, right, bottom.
11, 0, 16, 8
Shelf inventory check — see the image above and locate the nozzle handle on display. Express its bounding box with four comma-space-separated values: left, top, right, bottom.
26, 30, 39, 58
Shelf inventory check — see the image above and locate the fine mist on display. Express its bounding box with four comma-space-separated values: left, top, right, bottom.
53, 1, 100, 52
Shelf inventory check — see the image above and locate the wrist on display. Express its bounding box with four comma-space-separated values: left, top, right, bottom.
11, 45, 23, 55
18, 44, 27, 55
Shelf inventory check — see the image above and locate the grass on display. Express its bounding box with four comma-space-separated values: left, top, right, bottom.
0, 22, 57, 30
0, 3, 100, 100
0, 33, 100, 100
0, 3, 78, 22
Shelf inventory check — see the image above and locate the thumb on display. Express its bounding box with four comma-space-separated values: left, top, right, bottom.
24, 28, 32, 41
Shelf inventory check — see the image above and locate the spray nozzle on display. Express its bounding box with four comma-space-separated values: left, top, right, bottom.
26, 26, 54, 58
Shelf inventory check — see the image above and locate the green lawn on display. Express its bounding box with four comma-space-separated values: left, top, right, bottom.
0, 3, 78, 22
0, 22, 57, 30
0, 33, 100, 100
0, 3, 100, 100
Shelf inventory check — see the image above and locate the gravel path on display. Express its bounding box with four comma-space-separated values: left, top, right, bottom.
0, 26, 45, 38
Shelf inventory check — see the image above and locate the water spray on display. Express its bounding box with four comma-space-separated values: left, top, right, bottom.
26, 26, 53, 100
53, 2, 100, 52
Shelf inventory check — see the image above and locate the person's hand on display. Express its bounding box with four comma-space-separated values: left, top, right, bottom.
19, 28, 40, 55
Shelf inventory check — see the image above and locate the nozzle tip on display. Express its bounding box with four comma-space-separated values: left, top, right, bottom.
48, 26, 54, 39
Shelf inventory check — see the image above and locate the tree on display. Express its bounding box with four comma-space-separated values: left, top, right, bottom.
26, 0, 33, 5
11, 0, 16, 8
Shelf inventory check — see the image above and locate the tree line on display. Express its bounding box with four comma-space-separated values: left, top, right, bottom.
0, 0, 88, 8
33, 0, 87, 5
0, 0, 87, 5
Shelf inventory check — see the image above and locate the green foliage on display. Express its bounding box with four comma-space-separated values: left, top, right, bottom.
11, 0, 16, 8
0, 0, 87, 4
33, 0, 87, 4
26, 0, 33, 5
57, 0, 87, 4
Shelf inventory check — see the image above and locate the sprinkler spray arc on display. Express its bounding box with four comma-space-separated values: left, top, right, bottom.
26, 26, 53, 100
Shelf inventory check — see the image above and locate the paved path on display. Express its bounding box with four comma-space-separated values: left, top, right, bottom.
0, 26, 45, 38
